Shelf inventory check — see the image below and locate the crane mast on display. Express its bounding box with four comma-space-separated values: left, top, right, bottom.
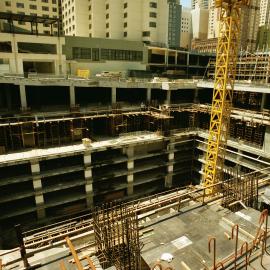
203, 0, 249, 193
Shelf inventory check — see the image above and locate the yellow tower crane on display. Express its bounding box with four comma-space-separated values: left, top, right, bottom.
203, 0, 249, 193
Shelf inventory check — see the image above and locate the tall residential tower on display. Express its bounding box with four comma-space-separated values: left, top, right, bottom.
62, 0, 181, 48
0, 0, 61, 35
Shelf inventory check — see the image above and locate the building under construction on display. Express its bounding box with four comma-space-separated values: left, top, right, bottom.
1, 4, 270, 270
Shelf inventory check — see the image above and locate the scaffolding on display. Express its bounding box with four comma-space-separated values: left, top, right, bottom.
207, 51, 270, 83
93, 203, 141, 270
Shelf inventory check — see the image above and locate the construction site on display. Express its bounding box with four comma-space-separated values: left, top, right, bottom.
1, 0, 270, 270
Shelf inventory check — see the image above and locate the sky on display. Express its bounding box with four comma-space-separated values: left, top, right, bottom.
181, 0, 191, 8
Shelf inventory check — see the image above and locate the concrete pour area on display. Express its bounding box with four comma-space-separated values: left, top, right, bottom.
141, 204, 270, 269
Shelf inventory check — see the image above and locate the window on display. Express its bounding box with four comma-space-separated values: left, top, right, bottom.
106, 23, 109, 28
149, 12, 156, 18
52, 7, 57, 12
92, 48, 99, 61
124, 22, 127, 28
124, 12, 127, 18
89, 24, 91, 29
101, 49, 143, 61
89, 14, 91, 19
16, 2, 24, 8
52, 0, 57, 3
30, 4, 37, 10
149, 22, 156, 27
106, 13, 109, 19
5, 1, 11, 7
42, 0, 48, 2
44, 30, 50, 35
149, 2, 157, 8
124, 2, 127, 8
42, 6, 49, 11
89, 5, 91, 10
123, 32, 127, 37
106, 32, 109, 38
142, 31, 150, 37
106, 4, 109, 9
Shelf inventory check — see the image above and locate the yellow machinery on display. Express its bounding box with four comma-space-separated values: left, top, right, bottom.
203, 0, 249, 193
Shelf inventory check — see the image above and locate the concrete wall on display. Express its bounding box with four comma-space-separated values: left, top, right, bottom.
64, 36, 148, 75
90, 0, 106, 38
68, 61, 147, 76
107, 0, 123, 39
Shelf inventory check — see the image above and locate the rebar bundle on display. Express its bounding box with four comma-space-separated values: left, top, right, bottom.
222, 168, 259, 211
93, 202, 141, 270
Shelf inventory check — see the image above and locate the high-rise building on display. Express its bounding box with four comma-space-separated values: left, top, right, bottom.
207, 0, 219, 39
191, 4, 209, 39
191, 0, 209, 9
240, 0, 260, 51
259, 0, 270, 26
180, 8, 192, 49
62, 0, 181, 48
0, 0, 61, 35
61, 0, 88, 37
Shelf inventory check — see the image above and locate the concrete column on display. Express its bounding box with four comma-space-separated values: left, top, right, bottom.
263, 126, 270, 153
165, 49, 168, 65
146, 87, 151, 103
166, 90, 171, 105
165, 138, 175, 188
31, 160, 46, 219
70, 85, 75, 107
194, 88, 199, 103
236, 149, 243, 170
261, 93, 267, 110
126, 146, 134, 196
19, 84, 27, 110
84, 150, 93, 208
112, 87, 116, 104
5, 87, 12, 110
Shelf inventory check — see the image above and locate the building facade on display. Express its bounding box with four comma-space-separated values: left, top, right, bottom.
259, 0, 270, 26
62, 0, 181, 48
207, 0, 219, 39
0, 0, 61, 35
240, 0, 260, 52
191, 4, 209, 40
191, 0, 209, 9
0, 33, 66, 75
180, 8, 192, 49
61, 0, 88, 37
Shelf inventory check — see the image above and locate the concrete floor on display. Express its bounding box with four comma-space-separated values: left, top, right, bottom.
141, 204, 270, 269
